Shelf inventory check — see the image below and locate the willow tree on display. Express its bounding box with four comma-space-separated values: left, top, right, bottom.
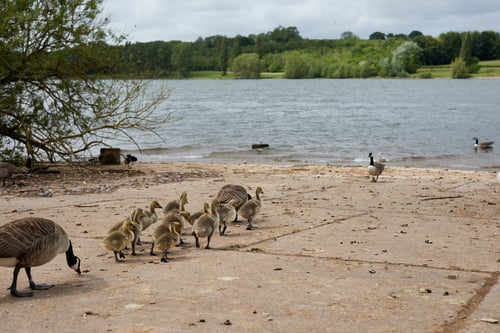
0, 0, 171, 163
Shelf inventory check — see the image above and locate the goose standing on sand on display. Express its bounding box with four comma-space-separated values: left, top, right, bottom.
473, 137, 494, 149
189, 202, 210, 226
136, 200, 162, 244
368, 152, 385, 182
106, 208, 143, 256
163, 191, 188, 214
0, 218, 81, 297
214, 184, 251, 222
192, 199, 220, 249
216, 200, 238, 236
103, 217, 137, 262
238, 187, 264, 230
150, 222, 181, 262
0, 162, 27, 187
161, 210, 191, 244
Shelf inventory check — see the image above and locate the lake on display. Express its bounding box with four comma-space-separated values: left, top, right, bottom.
109, 78, 500, 171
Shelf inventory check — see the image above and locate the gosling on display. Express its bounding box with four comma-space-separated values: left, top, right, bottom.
103, 219, 136, 262
238, 187, 264, 230
192, 199, 220, 249
216, 200, 238, 236
163, 191, 188, 214
161, 210, 191, 244
150, 222, 181, 262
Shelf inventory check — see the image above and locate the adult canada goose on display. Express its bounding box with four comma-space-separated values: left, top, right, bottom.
216, 200, 238, 236
192, 199, 220, 249
0, 217, 81, 297
150, 222, 181, 262
214, 184, 251, 222
0, 162, 27, 187
238, 187, 264, 230
163, 191, 188, 214
368, 152, 385, 182
103, 218, 136, 262
473, 137, 494, 149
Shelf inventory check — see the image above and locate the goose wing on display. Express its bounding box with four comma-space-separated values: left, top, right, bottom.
0, 218, 68, 265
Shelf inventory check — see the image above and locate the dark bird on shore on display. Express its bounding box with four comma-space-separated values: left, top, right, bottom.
0, 162, 28, 187
473, 137, 494, 150
0, 218, 81, 297
123, 154, 138, 168
368, 152, 385, 182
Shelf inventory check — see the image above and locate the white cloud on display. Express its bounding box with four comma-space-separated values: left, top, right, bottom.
101, 0, 500, 42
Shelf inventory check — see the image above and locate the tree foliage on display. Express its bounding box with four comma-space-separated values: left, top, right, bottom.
391, 41, 422, 75
0, 0, 171, 162
451, 57, 469, 78
231, 53, 261, 79
108, 26, 500, 80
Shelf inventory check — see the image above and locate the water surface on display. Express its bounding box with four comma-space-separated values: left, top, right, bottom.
108, 79, 500, 170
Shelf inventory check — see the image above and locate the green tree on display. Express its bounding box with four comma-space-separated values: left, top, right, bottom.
231, 35, 242, 60
391, 41, 422, 75
218, 36, 229, 75
172, 42, 192, 77
231, 53, 261, 79
0, 0, 171, 162
459, 32, 479, 73
451, 57, 468, 78
283, 52, 308, 78
369, 32, 386, 40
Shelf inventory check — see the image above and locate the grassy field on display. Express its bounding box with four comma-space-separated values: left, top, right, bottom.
191, 60, 500, 80
415, 59, 500, 78
123, 59, 500, 80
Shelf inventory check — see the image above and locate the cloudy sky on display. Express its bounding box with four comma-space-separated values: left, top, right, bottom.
102, 0, 500, 42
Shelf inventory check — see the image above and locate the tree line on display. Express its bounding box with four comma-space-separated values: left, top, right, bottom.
114, 26, 500, 78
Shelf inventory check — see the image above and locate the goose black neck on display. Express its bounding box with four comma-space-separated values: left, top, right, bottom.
65, 241, 78, 267
369, 155, 374, 165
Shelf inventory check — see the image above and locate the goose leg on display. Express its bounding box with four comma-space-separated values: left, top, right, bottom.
246, 218, 253, 230
219, 222, 227, 236
205, 235, 211, 249
114, 251, 126, 262
150, 242, 156, 256
161, 250, 169, 262
26, 267, 54, 291
193, 232, 200, 248
131, 242, 139, 256
9, 265, 33, 297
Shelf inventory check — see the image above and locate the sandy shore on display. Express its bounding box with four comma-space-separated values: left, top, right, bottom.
0, 162, 499, 332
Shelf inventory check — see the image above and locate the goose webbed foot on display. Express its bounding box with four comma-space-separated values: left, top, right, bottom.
29, 281, 54, 290
246, 224, 254, 230
160, 252, 170, 262
9, 287, 34, 297
114, 251, 126, 262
